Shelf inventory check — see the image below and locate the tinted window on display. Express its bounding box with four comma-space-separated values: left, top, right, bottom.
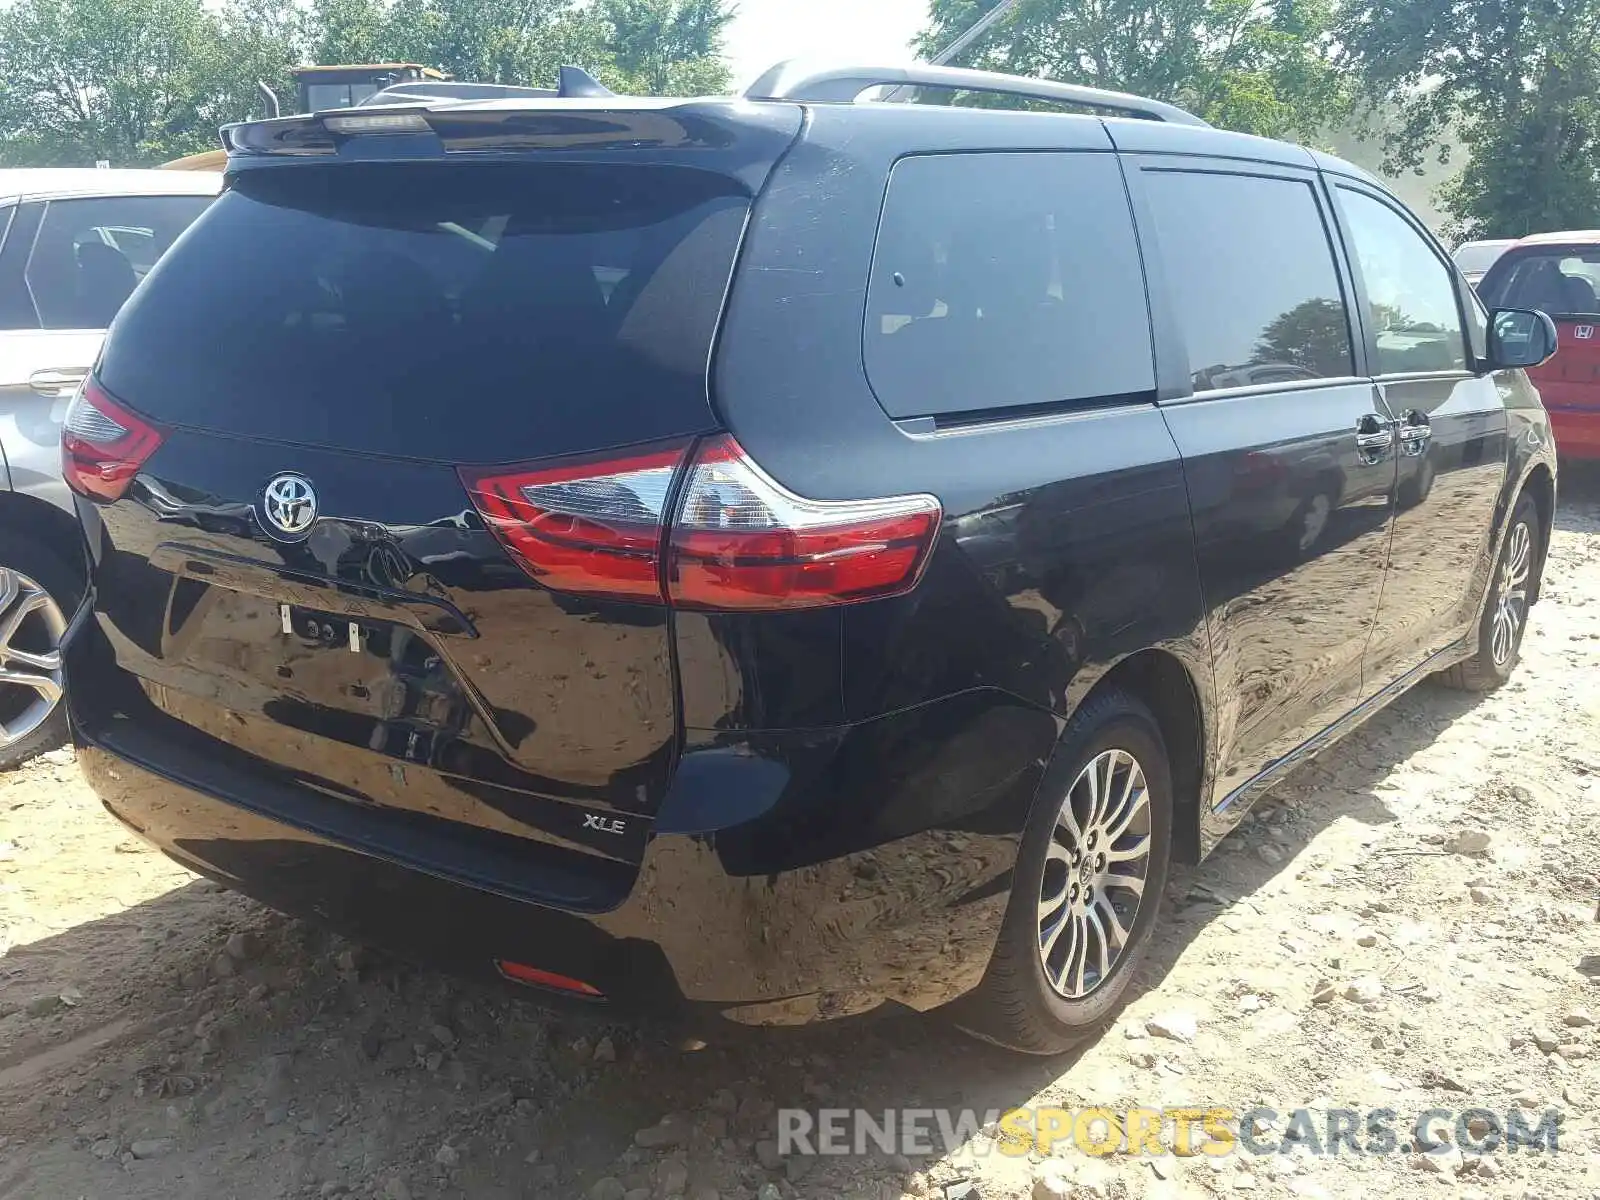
1338, 188, 1467, 374
1141, 170, 1353, 391
1480, 247, 1600, 318
27, 195, 212, 330
304, 83, 380, 110
98, 163, 748, 464
864, 152, 1154, 419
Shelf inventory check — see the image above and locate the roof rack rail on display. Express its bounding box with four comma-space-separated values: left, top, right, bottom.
358, 66, 614, 107
743, 61, 1209, 128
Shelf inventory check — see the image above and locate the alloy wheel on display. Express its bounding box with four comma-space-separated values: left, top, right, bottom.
1490, 520, 1531, 667
1037, 748, 1152, 999
0, 568, 67, 751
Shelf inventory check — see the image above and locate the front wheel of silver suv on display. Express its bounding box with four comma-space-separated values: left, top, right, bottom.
0, 532, 74, 770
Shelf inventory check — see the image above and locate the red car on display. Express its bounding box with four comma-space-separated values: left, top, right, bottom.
1478, 230, 1600, 458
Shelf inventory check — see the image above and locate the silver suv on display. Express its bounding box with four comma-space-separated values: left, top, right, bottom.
0, 168, 218, 767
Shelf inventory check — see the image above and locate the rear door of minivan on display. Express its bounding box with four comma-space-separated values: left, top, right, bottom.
68, 106, 800, 898
1113, 134, 1396, 807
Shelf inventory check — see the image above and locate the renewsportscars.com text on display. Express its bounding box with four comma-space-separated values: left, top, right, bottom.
776, 1105, 1563, 1158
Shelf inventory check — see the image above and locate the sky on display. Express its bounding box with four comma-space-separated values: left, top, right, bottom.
724, 0, 928, 89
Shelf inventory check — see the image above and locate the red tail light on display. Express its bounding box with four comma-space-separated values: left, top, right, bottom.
460, 436, 942, 611
458, 444, 689, 602
668, 436, 941, 610
60, 378, 167, 502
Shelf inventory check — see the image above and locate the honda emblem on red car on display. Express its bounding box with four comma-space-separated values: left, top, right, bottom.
1576, 325, 1595, 339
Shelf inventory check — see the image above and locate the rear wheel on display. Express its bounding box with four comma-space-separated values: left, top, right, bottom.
0, 533, 74, 770
953, 689, 1172, 1054
1441, 495, 1539, 692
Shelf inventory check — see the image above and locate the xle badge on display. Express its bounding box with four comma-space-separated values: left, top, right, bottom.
583, 813, 627, 835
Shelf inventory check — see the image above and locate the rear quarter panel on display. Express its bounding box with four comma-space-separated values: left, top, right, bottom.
705, 106, 1214, 849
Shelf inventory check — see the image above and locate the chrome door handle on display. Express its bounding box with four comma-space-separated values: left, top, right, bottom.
1355, 426, 1394, 451
28, 368, 87, 398
1398, 411, 1432, 456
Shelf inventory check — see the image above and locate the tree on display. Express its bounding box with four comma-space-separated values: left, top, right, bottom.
0, 0, 736, 166
376, 0, 598, 86
0, 0, 228, 164
915, 0, 1347, 141
305, 0, 392, 68
212, 0, 300, 124
597, 0, 734, 95
1339, 0, 1600, 239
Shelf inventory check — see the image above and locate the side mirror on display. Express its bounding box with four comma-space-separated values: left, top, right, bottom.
1486, 308, 1558, 370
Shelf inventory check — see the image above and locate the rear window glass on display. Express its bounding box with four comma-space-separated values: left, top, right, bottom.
1452, 241, 1511, 275
864, 151, 1155, 419
1481, 249, 1600, 318
98, 163, 749, 463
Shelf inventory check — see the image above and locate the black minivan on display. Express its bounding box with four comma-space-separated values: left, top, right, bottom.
61, 62, 1558, 1053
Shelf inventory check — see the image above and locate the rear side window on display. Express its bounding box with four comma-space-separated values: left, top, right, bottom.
865, 152, 1155, 419
98, 163, 749, 464
27, 195, 212, 330
1140, 170, 1353, 392
1480, 247, 1600, 319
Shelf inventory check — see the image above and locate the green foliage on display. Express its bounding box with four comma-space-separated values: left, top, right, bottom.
596, 0, 733, 95
0, 0, 733, 166
916, 0, 1349, 140
304, 0, 392, 68
377, 0, 597, 85
1339, 0, 1600, 238
0, 0, 227, 163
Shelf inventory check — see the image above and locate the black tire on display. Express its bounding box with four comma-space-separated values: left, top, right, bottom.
1440, 494, 1540, 693
0, 531, 77, 771
952, 689, 1173, 1054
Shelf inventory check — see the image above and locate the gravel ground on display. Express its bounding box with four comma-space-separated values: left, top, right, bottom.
2, 469, 1598, 1200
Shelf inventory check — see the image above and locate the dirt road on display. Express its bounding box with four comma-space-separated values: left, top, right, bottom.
3, 472, 1599, 1200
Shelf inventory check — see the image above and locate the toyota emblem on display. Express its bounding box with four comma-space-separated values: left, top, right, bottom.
261, 473, 318, 539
